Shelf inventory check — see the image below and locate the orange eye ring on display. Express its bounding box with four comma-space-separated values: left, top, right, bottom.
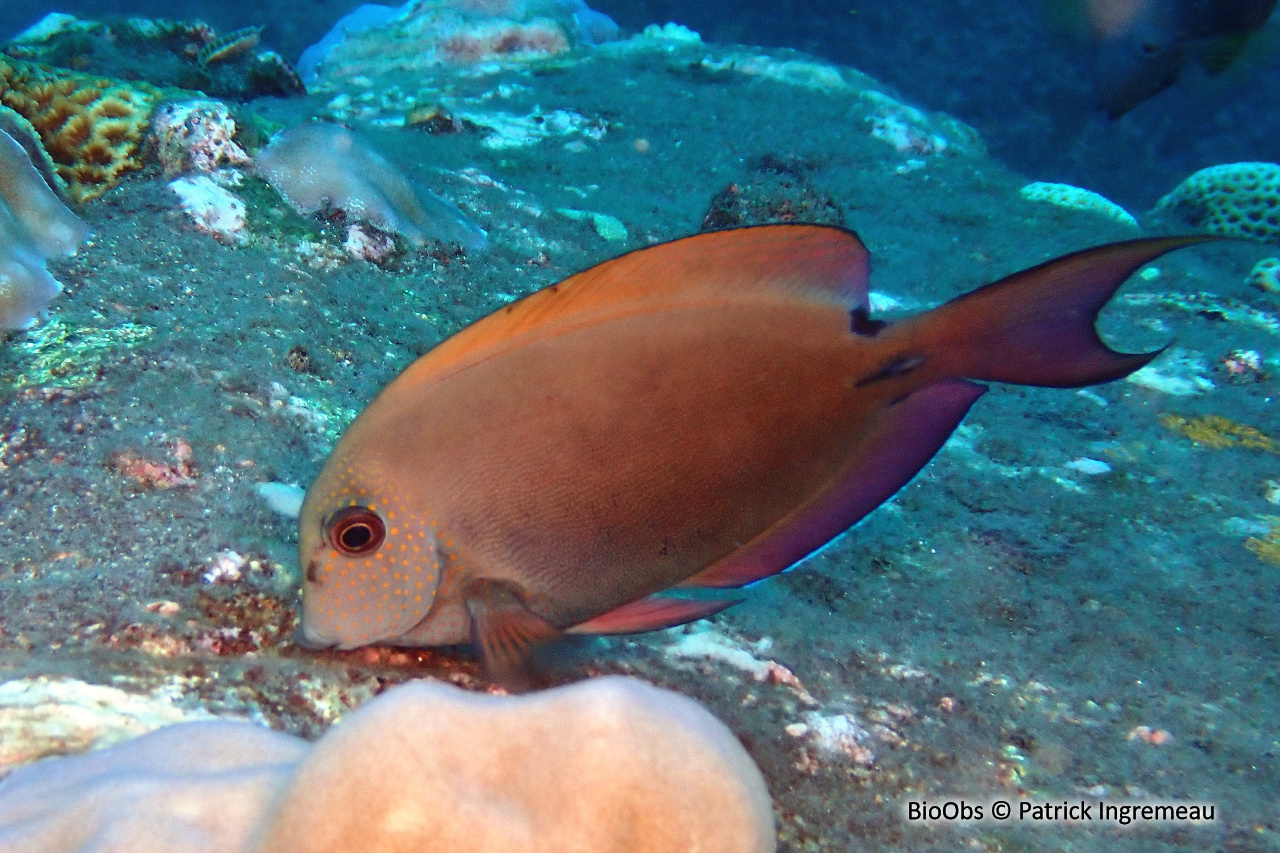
325, 506, 386, 557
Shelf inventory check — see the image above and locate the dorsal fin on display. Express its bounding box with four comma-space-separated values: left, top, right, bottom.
397, 225, 870, 390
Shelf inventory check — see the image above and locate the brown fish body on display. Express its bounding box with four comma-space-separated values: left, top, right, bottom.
299, 225, 1213, 675
308, 301, 910, 645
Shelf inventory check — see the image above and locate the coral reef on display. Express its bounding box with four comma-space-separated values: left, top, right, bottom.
343, 221, 397, 263
0, 677, 214, 768
1247, 257, 1280, 294
0, 677, 775, 853
0, 128, 92, 329
255, 122, 487, 251
298, 5, 405, 82
303, 0, 618, 89
677, 49, 980, 160
150, 100, 250, 177
864, 92, 951, 156
4, 14, 306, 102
1154, 162, 1280, 241
447, 106, 605, 150
1218, 349, 1266, 383
169, 174, 248, 244
1019, 182, 1139, 227
0, 56, 158, 203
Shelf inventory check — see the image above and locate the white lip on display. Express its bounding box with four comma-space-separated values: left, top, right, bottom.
295, 623, 336, 650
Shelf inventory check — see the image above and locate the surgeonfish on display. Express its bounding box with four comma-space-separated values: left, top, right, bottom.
1048, 0, 1278, 116
298, 224, 1212, 681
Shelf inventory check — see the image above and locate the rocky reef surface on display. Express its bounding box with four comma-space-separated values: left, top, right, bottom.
0, 7, 1278, 852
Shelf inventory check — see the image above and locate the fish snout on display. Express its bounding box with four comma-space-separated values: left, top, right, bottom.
294, 621, 337, 650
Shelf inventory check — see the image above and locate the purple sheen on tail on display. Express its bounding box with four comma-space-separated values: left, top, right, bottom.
681, 378, 987, 590
567, 596, 743, 635
936, 236, 1217, 388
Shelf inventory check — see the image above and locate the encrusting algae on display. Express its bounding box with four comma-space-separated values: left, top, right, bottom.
1159, 413, 1279, 453
1244, 519, 1280, 565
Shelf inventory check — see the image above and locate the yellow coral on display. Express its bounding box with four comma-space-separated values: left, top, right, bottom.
1154, 162, 1280, 241
1019, 182, 1138, 227
0, 57, 158, 202
1159, 413, 1279, 452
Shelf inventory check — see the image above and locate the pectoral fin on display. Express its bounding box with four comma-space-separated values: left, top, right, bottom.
464, 578, 563, 688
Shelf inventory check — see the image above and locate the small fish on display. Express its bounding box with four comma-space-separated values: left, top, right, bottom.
1049, 0, 1278, 116
197, 25, 265, 70
297, 225, 1212, 682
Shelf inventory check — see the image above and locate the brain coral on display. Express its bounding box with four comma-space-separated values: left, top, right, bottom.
306, 0, 580, 89
1154, 162, 1280, 241
0, 676, 775, 853
1020, 181, 1138, 228
0, 56, 158, 203
0, 128, 92, 329
255, 122, 487, 250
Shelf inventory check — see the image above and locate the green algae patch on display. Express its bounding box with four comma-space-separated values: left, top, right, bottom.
236, 174, 323, 243
1, 318, 153, 391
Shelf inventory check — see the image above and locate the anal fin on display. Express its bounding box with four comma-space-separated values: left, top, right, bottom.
682, 378, 987, 589
567, 595, 742, 635
465, 578, 563, 689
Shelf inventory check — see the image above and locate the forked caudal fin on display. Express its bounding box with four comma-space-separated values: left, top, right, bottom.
916, 235, 1220, 388
681, 235, 1220, 591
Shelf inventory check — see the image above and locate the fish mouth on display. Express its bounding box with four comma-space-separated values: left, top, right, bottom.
293, 624, 336, 650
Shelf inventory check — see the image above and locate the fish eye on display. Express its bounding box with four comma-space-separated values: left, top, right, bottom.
325, 506, 387, 556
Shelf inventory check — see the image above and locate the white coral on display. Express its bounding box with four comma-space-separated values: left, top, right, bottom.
151, 100, 250, 177
169, 175, 247, 244
1021, 182, 1138, 227
0, 677, 774, 853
